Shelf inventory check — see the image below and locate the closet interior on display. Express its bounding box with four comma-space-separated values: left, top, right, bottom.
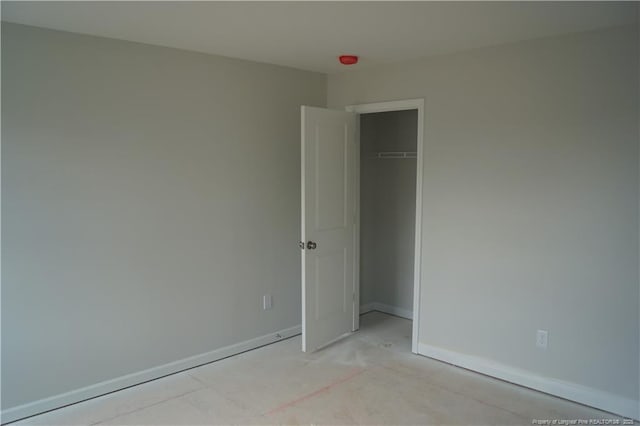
359, 109, 418, 321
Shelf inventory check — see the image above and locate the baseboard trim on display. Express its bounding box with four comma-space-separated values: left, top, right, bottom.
360, 302, 413, 320
418, 343, 639, 421
1, 325, 302, 425
359, 303, 376, 315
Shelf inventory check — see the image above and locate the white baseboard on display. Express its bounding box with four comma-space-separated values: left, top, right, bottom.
418, 343, 639, 421
1, 325, 301, 425
360, 302, 413, 320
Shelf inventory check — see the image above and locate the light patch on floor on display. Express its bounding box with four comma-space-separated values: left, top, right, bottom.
12, 312, 627, 425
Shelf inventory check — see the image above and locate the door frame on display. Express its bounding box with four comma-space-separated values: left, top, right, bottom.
345, 98, 424, 354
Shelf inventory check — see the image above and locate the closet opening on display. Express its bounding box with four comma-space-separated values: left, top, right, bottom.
358, 108, 419, 353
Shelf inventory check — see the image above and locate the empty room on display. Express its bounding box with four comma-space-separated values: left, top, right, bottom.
1, 1, 639, 425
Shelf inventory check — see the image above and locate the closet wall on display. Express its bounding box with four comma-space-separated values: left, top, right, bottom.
334, 26, 639, 416
360, 110, 418, 318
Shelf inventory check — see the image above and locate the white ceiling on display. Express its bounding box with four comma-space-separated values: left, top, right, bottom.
2, 1, 637, 74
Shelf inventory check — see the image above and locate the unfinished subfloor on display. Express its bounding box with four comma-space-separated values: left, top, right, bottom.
13, 312, 625, 425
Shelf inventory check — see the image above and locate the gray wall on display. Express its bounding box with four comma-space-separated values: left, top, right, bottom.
1, 23, 325, 410
360, 111, 417, 312
330, 25, 639, 405
3, 19, 639, 418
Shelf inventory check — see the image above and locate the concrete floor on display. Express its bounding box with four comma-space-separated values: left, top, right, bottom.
14, 312, 627, 425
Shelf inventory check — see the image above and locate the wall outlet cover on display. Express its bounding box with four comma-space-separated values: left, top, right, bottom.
536, 329, 548, 349
263, 294, 272, 310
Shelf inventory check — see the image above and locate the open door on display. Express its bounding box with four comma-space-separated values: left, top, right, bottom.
301, 106, 357, 352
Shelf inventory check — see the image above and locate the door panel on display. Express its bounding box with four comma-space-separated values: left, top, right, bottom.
315, 124, 348, 231
301, 106, 356, 353
315, 248, 348, 319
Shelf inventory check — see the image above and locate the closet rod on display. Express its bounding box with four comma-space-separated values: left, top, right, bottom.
371, 151, 417, 159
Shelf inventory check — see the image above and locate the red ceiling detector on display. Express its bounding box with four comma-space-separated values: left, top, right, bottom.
339, 55, 359, 65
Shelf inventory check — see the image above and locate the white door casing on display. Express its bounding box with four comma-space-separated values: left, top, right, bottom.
346, 98, 424, 354
301, 106, 357, 353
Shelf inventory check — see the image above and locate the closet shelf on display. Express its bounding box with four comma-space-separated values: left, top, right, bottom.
370, 151, 417, 159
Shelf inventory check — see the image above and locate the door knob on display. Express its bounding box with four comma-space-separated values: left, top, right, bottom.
306, 241, 317, 250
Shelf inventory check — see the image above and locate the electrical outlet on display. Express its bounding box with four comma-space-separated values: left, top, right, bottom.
536, 329, 548, 349
263, 294, 272, 310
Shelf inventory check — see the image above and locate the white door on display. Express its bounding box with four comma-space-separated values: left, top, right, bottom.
301, 106, 357, 353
